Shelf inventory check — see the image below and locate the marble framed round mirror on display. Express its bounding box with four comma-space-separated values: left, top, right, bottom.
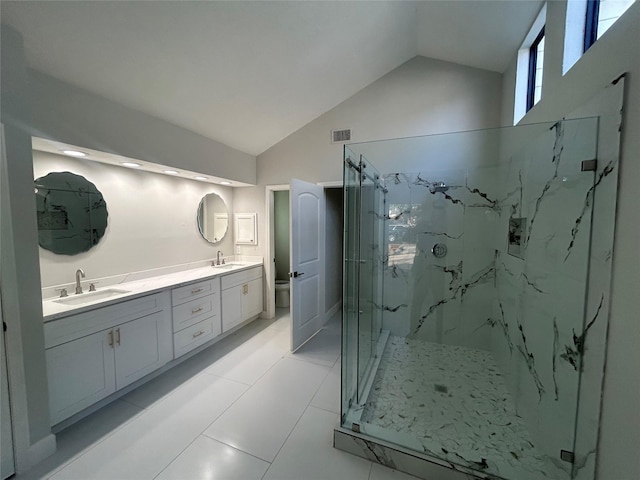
197, 193, 229, 244
34, 171, 109, 255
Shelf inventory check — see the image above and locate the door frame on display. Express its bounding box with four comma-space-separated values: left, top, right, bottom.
265, 184, 290, 320
265, 181, 344, 321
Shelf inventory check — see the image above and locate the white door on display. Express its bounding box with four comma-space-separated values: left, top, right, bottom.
1, 294, 15, 480
290, 179, 325, 351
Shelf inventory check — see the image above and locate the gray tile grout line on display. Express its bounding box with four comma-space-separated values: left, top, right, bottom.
40, 399, 150, 479
150, 432, 202, 480
151, 431, 271, 480
198, 352, 328, 464
151, 350, 293, 479
258, 367, 334, 480
148, 371, 259, 479
45, 314, 346, 480
367, 461, 374, 480
286, 353, 337, 369
46, 341, 275, 479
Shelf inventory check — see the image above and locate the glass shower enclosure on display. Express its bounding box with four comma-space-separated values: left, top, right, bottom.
339, 117, 620, 480
342, 154, 386, 419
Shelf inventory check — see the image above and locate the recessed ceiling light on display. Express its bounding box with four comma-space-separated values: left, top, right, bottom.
194, 176, 208, 181
62, 150, 87, 157
121, 162, 142, 168
164, 170, 179, 175
220, 181, 232, 185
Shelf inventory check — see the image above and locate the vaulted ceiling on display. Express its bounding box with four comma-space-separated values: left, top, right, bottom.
1, 1, 543, 156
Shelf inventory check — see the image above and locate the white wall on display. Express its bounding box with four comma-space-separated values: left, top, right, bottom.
24, 70, 257, 185
500, 3, 640, 479
1, 26, 54, 471
235, 55, 503, 265
34, 151, 234, 287
324, 187, 343, 312
258, 55, 503, 185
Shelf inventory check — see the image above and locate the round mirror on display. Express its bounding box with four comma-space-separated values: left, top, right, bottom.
34, 171, 108, 255
197, 193, 229, 244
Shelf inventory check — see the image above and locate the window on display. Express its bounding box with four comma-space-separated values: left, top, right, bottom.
513, 3, 546, 123
527, 27, 545, 111
584, 0, 635, 51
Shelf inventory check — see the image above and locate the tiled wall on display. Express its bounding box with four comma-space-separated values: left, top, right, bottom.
378, 113, 618, 477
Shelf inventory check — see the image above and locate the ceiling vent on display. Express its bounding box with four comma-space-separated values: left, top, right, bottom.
331, 129, 352, 143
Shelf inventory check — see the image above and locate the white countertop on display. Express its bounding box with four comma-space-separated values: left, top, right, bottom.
42, 260, 263, 322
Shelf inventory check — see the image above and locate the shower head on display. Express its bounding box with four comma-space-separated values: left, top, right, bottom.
430, 182, 449, 194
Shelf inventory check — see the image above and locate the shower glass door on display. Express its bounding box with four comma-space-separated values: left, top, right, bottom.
342, 150, 386, 418
356, 155, 384, 403
342, 148, 360, 418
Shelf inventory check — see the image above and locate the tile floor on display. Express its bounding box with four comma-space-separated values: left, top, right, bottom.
17, 309, 417, 480
360, 336, 565, 480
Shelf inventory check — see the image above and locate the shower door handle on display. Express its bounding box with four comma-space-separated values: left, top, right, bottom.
289, 271, 304, 278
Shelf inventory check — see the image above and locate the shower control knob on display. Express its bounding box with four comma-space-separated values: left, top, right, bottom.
431, 243, 447, 258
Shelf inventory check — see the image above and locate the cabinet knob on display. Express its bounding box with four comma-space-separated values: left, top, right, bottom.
115, 328, 121, 346
108, 330, 114, 348
243, 284, 249, 295
191, 288, 203, 294
192, 330, 205, 338
191, 307, 203, 315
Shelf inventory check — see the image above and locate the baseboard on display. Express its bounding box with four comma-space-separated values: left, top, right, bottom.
26, 433, 56, 471
325, 300, 342, 321
52, 313, 265, 432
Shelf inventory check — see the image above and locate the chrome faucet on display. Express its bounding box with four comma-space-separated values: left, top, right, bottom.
75, 269, 85, 294
216, 251, 224, 265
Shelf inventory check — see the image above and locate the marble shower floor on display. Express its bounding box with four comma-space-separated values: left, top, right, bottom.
360, 336, 567, 480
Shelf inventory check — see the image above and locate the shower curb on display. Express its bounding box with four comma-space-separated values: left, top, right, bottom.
334, 426, 496, 480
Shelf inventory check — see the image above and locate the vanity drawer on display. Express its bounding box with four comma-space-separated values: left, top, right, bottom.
221, 266, 262, 290
172, 295, 219, 333
171, 278, 218, 306
44, 292, 170, 349
173, 316, 221, 358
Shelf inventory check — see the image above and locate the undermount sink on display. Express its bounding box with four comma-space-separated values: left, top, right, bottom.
212, 264, 235, 270
53, 288, 131, 306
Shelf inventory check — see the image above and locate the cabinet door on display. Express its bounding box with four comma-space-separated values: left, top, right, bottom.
221, 286, 243, 332
114, 311, 172, 390
46, 330, 116, 425
242, 277, 263, 320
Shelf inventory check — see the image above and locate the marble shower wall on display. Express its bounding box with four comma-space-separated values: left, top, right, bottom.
565, 80, 623, 480
378, 113, 618, 479
491, 118, 599, 475
382, 165, 502, 352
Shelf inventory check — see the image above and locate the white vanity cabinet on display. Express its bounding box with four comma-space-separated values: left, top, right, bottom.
221, 266, 263, 332
44, 292, 172, 425
171, 278, 222, 358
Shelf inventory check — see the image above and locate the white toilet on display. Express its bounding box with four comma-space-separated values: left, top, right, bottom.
275, 279, 290, 308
